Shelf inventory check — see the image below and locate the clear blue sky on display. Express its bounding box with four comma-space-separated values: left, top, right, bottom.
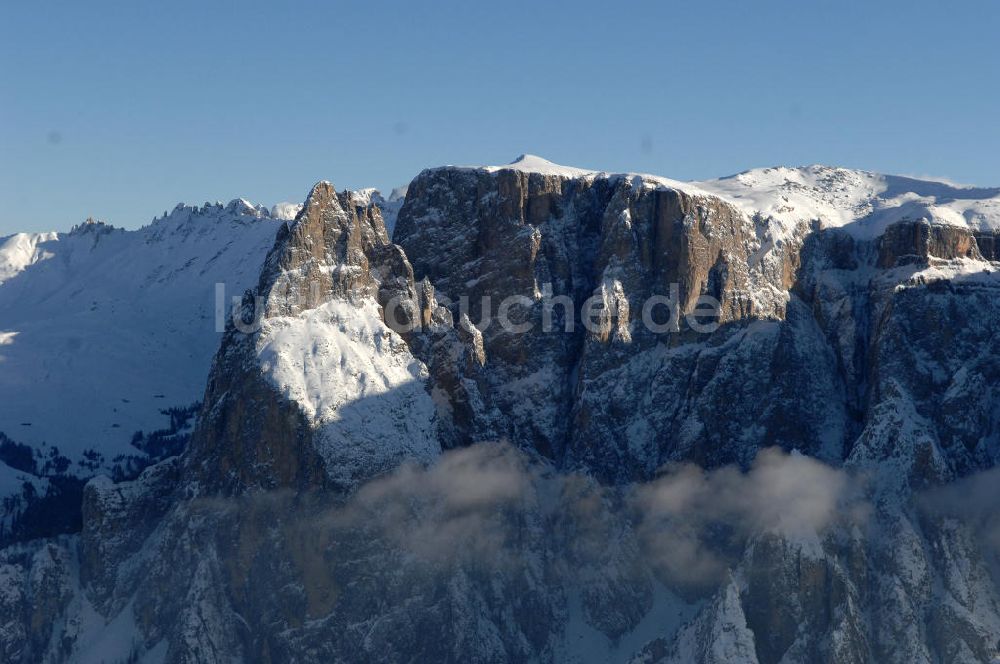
2, 0, 998, 233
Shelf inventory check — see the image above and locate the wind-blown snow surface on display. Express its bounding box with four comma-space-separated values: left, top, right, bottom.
269, 201, 303, 221
0, 202, 281, 475
257, 299, 439, 485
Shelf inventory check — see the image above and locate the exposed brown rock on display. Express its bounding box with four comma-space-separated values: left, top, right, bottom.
877, 220, 982, 268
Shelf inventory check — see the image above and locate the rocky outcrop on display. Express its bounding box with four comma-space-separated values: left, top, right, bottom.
257, 182, 390, 316
185, 181, 437, 494
0, 540, 74, 662
877, 220, 982, 268
79, 457, 182, 608
972, 230, 1000, 260
4, 161, 1000, 663
395, 166, 790, 471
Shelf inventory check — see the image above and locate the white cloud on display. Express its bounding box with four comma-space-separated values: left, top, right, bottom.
633, 448, 866, 588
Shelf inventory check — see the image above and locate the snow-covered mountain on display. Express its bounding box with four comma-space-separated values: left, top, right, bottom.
0, 203, 280, 470
2, 156, 1000, 663
0, 202, 283, 542
489, 155, 1000, 238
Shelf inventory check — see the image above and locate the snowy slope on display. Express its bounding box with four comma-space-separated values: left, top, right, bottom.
257, 299, 439, 485
0, 231, 59, 284
0, 201, 281, 475
694, 165, 1000, 240
0, 462, 48, 535
478, 154, 716, 198
472, 156, 1000, 242
484, 153, 598, 178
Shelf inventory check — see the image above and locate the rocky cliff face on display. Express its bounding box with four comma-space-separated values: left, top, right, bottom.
3, 157, 1000, 663
186, 181, 443, 494
395, 167, 776, 467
